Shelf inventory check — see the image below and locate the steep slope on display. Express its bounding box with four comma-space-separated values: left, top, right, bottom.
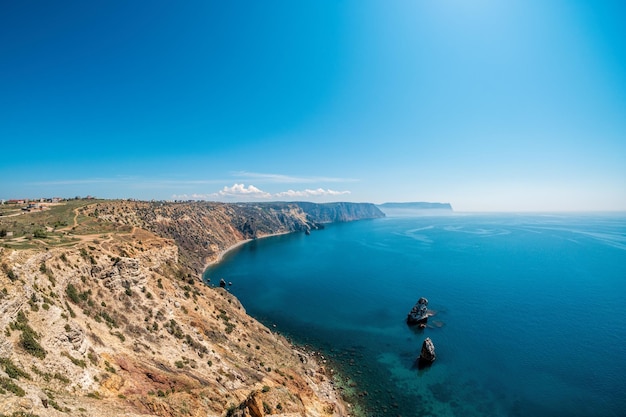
292, 202, 384, 223
83, 201, 383, 275
0, 201, 352, 417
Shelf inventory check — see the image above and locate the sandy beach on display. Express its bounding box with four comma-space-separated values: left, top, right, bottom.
201, 230, 293, 277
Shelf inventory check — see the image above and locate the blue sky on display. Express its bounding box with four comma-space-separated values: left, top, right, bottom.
1, 1, 625, 211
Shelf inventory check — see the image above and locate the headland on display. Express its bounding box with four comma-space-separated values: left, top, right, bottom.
0, 199, 383, 417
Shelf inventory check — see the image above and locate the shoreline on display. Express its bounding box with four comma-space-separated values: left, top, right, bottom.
199, 229, 357, 415
199, 228, 364, 416
201, 230, 293, 278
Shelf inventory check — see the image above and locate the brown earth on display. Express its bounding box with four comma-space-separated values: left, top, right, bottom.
0, 200, 373, 417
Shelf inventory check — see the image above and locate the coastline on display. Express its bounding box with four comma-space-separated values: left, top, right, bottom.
201, 230, 293, 278
199, 229, 356, 415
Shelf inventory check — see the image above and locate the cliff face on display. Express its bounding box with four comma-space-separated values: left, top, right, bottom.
0, 201, 359, 417
291, 202, 384, 224
84, 201, 384, 275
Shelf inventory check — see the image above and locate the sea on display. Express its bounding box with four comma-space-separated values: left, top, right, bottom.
203, 212, 626, 417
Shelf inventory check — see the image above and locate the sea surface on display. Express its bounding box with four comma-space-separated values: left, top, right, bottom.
204, 213, 626, 417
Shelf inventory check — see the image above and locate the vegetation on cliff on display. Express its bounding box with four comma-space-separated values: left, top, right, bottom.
0, 200, 360, 417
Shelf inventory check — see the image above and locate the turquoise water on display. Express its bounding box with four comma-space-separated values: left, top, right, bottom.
204, 214, 626, 417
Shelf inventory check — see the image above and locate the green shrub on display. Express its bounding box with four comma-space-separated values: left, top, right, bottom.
0, 358, 31, 380
28, 294, 39, 312
99, 311, 117, 328
0, 376, 25, 396
79, 289, 91, 301
16, 310, 28, 325
66, 284, 80, 304
110, 331, 125, 342
6, 269, 16, 281
61, 352, 86, 368
87, 351, 98, 366
19, 330, 46, 359
53, 372, 70, 384
64, 302, 76, 318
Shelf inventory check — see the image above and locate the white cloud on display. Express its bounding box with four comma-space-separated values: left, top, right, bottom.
216, 183, 272, 199
172, 184, 352, 201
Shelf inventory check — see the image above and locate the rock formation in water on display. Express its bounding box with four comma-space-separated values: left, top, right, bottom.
418, 337, 437, 367
407, 297, 429, 327
0, 199, 355, 417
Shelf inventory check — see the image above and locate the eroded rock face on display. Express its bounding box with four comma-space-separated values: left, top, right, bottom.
0, 202, 349, 417
94, 256, 146, 291
418, 337, 436, 367
65, 322, 87, 352
407, 297, 429, 326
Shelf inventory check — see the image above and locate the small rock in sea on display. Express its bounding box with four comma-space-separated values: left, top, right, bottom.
418, 337, 436, 369
219, 278, 226, 288
407, 297, 429, 326
228, 281, 232, 286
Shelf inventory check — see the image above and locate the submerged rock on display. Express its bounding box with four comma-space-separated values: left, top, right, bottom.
407, 297, 429, 326
418, 337, 436, 368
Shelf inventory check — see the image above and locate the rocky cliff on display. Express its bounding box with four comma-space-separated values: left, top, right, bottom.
289, 202, 384, 224
0, 200, 378, 417
83, 201, 384, 275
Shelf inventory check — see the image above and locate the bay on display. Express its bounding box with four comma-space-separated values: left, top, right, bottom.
204, 213, 626, 417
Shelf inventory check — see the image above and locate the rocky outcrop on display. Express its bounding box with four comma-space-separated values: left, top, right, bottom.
0, 202, 348, 417
418, 337, 436, 368
407, 297, 429, 327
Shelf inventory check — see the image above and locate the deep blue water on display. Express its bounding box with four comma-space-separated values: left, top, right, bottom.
204, 213, 626, 417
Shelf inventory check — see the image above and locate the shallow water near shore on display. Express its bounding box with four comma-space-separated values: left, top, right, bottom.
204, 213, 626, 417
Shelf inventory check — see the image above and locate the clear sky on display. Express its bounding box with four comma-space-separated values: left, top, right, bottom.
1, 1, 625, 211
